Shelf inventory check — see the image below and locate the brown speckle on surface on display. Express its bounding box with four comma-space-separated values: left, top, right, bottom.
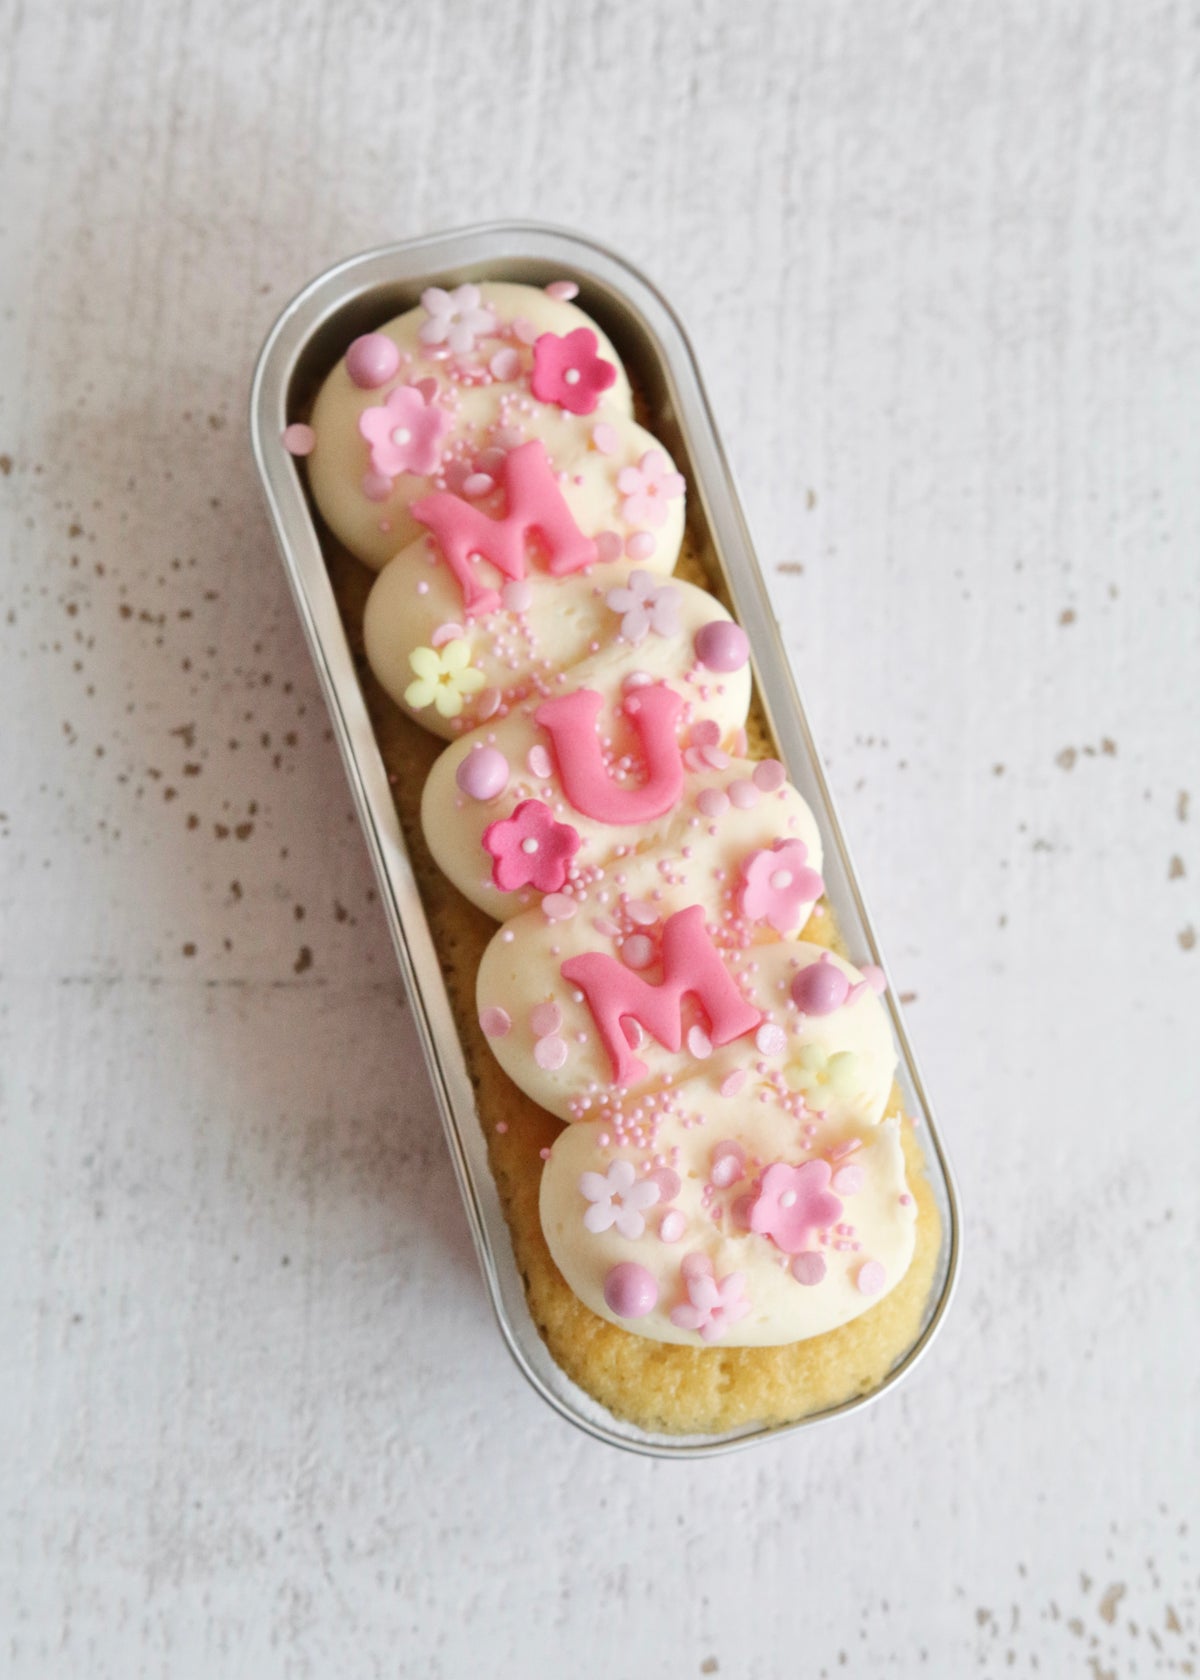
181, 943, 196, 958
0, 453, 13, 476
1179, 926, 1195, 952
1057, 747, 1077, 770
1168, 855, 1185, 879
1097, 1584, 1125, 1625
1059, 607, 1076, 625
293, 946, 313, 975
1178, 790, 1190, 823
775, 561, 804, 575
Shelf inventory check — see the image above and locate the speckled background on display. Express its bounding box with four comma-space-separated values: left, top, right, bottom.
1, 2, 1197, 1675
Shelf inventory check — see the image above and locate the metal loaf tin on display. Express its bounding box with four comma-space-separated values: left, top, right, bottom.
250, 223, 961, 1458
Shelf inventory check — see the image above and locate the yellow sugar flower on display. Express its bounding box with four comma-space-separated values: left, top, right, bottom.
783, 1042, 860, 1107
404, 639, 486, 719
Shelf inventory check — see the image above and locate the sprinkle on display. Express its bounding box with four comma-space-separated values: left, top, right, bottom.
462, 471, 495, 498
832, 1165, 866, 1195
791, 1252, 827, 1286
728, 779, 760, 810
647, 1167, 682, 1202
534, 1033, 568, 1071
489, 347, 521, 381
755, 1022, 786, 1056
430, 620, 466, 648
623, 934, 654, 969
530, 1002, 562, 1037
710, 1140, 745, 1188
856, 1260, 886, 1296
479, 1006, 511, 1038
626, 900, 658, 926
696, 787, 729, 819
752, 759, 787, 792
546, 279, 580, 301
282, 423, 316, 456
541, 892, 577, 922
626, 530, 656, 561
594, 530, 623, 564
592, 422, 618, 454
686, 1025, 713, 1059
659, 1209, 687, 1244
502, 578, 534, 614
719, 1069, 748, 1099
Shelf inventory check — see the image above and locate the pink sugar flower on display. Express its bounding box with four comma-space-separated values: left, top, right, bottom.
358, 384, 451, 478
748, 1160, 844, 1256
738, 838, 825, 935
579, 1160, 661, 1239
669, 1257, 751, 1343
605, 569, 681, 643
417, 284, 497, 354
530, 327, 617, 415
616, 451, 685, 529
482, 798, 581, 893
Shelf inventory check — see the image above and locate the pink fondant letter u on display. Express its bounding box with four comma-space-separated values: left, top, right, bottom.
535, 683, 684, 825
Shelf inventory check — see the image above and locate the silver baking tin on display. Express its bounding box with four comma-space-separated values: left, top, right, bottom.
250, 222, 961, 1459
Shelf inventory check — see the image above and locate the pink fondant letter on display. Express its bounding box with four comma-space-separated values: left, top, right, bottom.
534, 683, 684, 825
562, 905, 762, 1085
410, 440, 597, 617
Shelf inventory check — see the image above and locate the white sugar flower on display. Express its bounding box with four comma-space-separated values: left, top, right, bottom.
578, 1159, 661, 1239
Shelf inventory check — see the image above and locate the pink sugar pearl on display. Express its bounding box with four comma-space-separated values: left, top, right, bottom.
456, 747, 509, 802
604, 1262, 658, 1318
346, 333, 401, 389
694, 620, 749, 673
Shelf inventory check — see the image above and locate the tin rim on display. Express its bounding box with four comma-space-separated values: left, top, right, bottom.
250, 222, 962, 1457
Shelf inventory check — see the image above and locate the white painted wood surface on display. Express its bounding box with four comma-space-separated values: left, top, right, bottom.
2, 2, 1197, 1674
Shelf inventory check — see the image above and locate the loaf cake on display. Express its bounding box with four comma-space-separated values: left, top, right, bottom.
291, 278, 940, 1433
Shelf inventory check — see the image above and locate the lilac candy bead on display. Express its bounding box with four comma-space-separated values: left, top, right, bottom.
456, 746, 509, 802
791, 956, 850, 1016
694, 620, 750, 673
346, 333, 401, 389
604, 1262, 658, 1319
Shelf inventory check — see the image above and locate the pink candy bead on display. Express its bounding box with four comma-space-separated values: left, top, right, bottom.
346, 333, 401, 389
456, 746, 510, 802
479, 1006, 511, 1038
694, 620, 750, 673
604, 1262, 658, 1318
791, 955, 851, 1016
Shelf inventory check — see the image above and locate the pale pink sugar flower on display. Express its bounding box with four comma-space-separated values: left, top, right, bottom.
418, 284, 497, 355
579, 1160, 661, 1239
616, 451, 685, 529
357, 384, 451, 478
669, 1255, 751, 1343
605, 570, 681, 643
738, 838, 825, 935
